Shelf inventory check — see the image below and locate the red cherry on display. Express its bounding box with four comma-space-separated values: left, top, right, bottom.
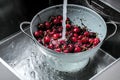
55, 48, 61, 52
73, 33, 78, 37
66, 31, 70, 36
71, 37, 77, 42
57, 15, 62, 20
39, 30, 43, 35
74, 43, 79, 48
45, 21, 51, 28
44, 36, 50, 44
50, 31, 54, 36
78, 35, 83, 40
58, 26, 63, 32
77, 40, 82, 46
59, 33, 62, 38
54, 44, 60, 48
74, 47, 82, 53
59, 40, 66, 45
66, 17, 70, 21
73, 27, 80, 33
93, 38, 100, 46
51, 40, 58, 45
63, 49, 69, 53
66, 24, 71, 29
46, 30, 51, 36
52, 28, 57, 33
53, 33, 60, 40
81, 37, 89, 43
53, 18, 59, 24
60, 20, 63, 24
37, 38, 43, 44
62, 44, 67, 50
84, 31, 89, 37
48, 43, 54, 49
34, 31, 40, 37
34, 15, 101, 53
89, 38, 94, 44
68, 44, 74, 52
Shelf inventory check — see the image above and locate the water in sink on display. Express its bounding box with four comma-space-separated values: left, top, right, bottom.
13, 46, 62, 80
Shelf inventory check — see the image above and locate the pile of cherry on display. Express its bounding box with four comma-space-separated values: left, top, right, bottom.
33, 15, 100, 53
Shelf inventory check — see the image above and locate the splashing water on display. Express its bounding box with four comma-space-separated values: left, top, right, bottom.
61, 0, 67, 40
13, 46, 63, 80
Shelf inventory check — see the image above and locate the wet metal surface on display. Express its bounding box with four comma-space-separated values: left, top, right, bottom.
0, 28, 116, 80
100, 0, 120, 13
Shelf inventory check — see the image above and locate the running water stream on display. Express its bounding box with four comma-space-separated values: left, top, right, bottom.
61, 0, 67, 40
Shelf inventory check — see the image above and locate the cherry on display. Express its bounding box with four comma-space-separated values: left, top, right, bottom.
52, 28, 57, 33
55, 48, 61, 52
73, 27, 80, 33
53, 18, 59, 24
71, 37, 77, 42
68, 44, 74, 52
63, 49, 69, 53
73, 33, 78, 37
89, 38, 94, 44
60, 20, 63, 24
66, 31, 70, 36
78, 35, 83, 40
44, 36, 50, 44
59, 33, 62, 38
50, 31, 55, 36
51, 40, 58, 45
48, 43, 54, 49
74, 47, 82, 53
58, 26, 63, 32
57, 15, 62, 20
84, 31, 89, 37
81, 37, 89, 44
38, 30, 43, 35
74, 43, 80, 48
34, 15, 100, 54
54, 44, 60, 48
44, 21, 51, 29
34, 31, 40, 37
62, 44, 67, 50
37, 38, 43, 44
66, 17, 70, 21
81, 44, 88, 50
53, 33, 60, 40
77, 40, 82, 46
59, 40, 66, 45
46, 30, 51, 34
93, 38, 100, 46
66, 24, 71, 30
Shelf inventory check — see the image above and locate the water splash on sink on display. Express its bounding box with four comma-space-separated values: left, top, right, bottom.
13, 45, 63, 80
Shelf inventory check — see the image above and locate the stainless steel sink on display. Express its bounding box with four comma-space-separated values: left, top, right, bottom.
0, 26, 117, 80
0, 0, 120, 79
101, 23, 120, 58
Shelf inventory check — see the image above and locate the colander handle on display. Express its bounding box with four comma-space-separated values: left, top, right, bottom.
105, 21, 117, 40
20, 21, 37, 44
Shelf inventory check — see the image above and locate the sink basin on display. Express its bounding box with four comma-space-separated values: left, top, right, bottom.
101, 23, 120, 58
0, 0, 120, 79
0, 26, 116, 80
